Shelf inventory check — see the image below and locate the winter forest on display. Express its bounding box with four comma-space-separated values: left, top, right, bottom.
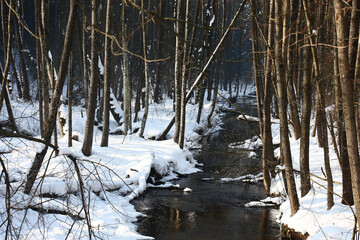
1, 0, 360, 239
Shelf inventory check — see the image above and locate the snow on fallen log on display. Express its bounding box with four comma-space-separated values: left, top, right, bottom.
219, 172, 263, 183
237, 114, 280, 124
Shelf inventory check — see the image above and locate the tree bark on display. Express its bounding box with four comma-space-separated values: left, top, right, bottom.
122, 2, 132, 135
334, 0, 360, 219
274, 0, 299, 216
157, 0, 248, 140
82, 0, 99, 156
139, 0, 150, 138
303, 0, 333, 209
24, 0, 77, 194
100, 0, 112, 147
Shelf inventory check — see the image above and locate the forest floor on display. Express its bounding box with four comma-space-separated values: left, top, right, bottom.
242, 114, 356, 239
0, 91, 226, 239
0, 87, 356, 239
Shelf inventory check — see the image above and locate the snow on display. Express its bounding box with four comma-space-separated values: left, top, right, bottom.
269, 123, 357, 239
183, 187, 192, 192
0, 92, 223, 239
2, 84, 358, 239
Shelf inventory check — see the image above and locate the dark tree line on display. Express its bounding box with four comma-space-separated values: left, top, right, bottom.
0, 1, 253, 193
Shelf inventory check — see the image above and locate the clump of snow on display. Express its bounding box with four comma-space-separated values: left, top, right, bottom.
183, 187, 192, 192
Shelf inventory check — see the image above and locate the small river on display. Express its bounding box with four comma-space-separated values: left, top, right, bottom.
133, 98, 281, 240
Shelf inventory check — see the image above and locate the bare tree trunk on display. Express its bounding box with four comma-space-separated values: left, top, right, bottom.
82, 0, 99, 156
334, 48, 353, 205
262, 0, 275, 194
178, 0, 190, 149
34, 0, 44, 137
303, 0, 333, 209
24, 0, 77, 194
286, 0, 301, 141
274, 0, 299, 216
13, 2, 30, 101
158, 0, 247, 140
207, 0, 223, 127
82, 1, 88, 107
122, 2, 131, 135
139, 0, 150, 138
100, 0, 112, 147
300, 37, 312, 197
68, 55, 72, 147
0, 0, 13, 113
334, 0, 360, 221
174, 0, 185, 143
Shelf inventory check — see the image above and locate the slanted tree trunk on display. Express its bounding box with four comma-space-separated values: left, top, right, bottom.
158, 0, 247, 140
100, 0, 112, 147
24, 0, 77, 194
82, 0, 99, 156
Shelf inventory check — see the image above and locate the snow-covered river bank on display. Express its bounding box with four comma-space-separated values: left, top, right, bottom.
133, 98, 280, 239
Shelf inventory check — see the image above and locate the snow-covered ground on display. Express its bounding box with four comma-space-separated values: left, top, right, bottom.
0, 93, 223, 239
236, 117, 357, 239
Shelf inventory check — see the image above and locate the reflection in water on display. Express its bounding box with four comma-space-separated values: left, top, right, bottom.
134, 99, 280, 240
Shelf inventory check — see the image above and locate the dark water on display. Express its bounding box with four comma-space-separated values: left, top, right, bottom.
133, 98, 281, 240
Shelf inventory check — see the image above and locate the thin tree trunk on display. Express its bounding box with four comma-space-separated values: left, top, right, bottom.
0, 0, 13, 113
303, 0, 333, 209
262, 0, 275, 193
178, 0, 190, 149
334, 48, 353, 205
158, 0, 248, 140
139, 0, 150, 138
274, 0, 299, 216
24, 0, 77, 194
13, 3, 30, 101
82, 0, 99, 156
82, 0, 88, 107
100, 0, 112, 147
68, 55, 72, 147
122, 2, 131, 135
174, 0, 185, 143
300, 39, 312, 197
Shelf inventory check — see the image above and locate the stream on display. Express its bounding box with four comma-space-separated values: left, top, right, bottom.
133, 98, 281, 240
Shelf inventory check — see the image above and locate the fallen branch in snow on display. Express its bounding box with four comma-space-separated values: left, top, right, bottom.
16, 206, 85, 221
67, 155, 93, 240
0, 156, 11, 239
219, 173, 263, 183
237, 114, 280, 124
0, 129, 58, 151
